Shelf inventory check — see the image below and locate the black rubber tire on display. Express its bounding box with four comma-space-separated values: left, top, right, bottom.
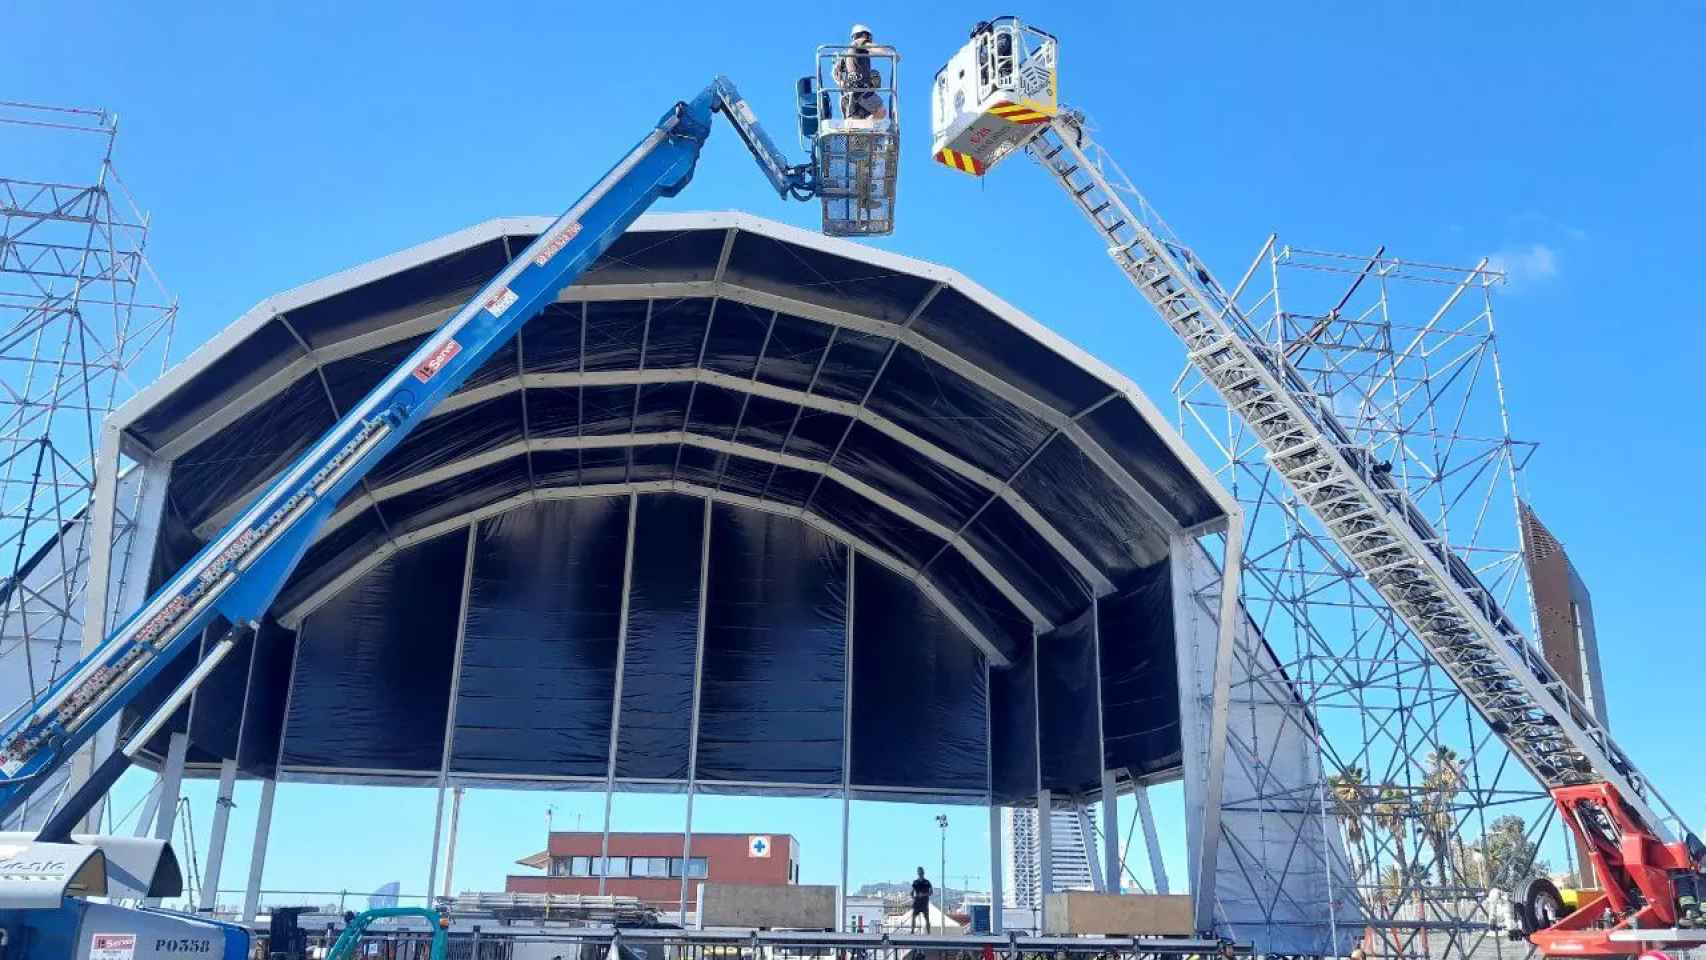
1517, 876, 1567, 935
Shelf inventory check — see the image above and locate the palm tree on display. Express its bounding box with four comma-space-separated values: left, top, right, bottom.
1421, 747, 1464, 885
1373, 785, 1414, 892
1329, 766, 1372, 882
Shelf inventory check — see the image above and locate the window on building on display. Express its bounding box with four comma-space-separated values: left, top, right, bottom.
633, 856, 671, 878
570, 856, 592, 877
597, 856, 629, 878
549, 857, 570, 877
668, 857, 709, 879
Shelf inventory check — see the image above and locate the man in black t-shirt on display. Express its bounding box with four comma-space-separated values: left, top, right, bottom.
910, 866, 934, 933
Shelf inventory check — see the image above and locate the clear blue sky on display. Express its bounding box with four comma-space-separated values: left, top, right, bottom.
6, 1, 1705, 908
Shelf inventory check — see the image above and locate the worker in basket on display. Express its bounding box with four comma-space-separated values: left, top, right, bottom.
835, 23, 891, 121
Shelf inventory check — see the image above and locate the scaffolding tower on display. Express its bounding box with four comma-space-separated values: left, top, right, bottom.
0, 101, 177, 789
1175, 239, 1554, 960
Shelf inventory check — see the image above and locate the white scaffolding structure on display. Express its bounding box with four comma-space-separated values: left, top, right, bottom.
1174, 240, 1553, 960
0, 101, 178, 818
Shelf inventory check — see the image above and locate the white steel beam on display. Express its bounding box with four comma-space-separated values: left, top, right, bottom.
599, 495, 639, 896
1134, 781, 1169, 895
1100, 768, 1121, 894
72, 455, 172, 832
242, 778, 276, 923
1031, 626, 1050, 931
151, 730, 189, 845
839, 550, 855, 931
988, 802, 1004, 934
1079, 801, 1105, 894
1037, 788, 1054, 904
130, 778, 161, 838
1195, 521, 1243, 934
680, 497, 712, 921
426, 526, 477, 900
200, 758, 239, 911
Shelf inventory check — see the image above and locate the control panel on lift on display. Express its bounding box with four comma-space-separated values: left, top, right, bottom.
930, 17, 1057, 176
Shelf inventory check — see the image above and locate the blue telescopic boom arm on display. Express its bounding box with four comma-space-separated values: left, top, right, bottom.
0, 77, 806, 823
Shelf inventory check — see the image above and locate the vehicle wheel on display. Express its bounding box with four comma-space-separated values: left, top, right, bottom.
1517, 876, 1567, 935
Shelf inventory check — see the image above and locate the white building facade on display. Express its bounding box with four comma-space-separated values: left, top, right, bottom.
1001, 806, 1095, 909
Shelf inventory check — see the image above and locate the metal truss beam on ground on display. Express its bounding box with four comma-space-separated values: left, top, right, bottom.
0, 100, 177, 826
1175, 240, 1556, 960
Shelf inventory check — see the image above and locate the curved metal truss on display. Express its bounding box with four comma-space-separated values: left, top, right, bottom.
1176, 238, 1559, 960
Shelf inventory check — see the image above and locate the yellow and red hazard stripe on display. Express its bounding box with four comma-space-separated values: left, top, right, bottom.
934, 148, 985, 176
988, 101, 1051, 124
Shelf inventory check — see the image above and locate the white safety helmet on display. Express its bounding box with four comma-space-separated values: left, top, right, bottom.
850, 23, 873, 41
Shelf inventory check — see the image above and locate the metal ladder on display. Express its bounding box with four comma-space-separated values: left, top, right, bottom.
1026, 114, 1678, 836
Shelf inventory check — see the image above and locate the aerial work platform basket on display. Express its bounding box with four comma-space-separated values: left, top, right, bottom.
930, 17, 1058, 176
798, 43, 900, 236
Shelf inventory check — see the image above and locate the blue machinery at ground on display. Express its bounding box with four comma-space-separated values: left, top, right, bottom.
0, 72, 887, 960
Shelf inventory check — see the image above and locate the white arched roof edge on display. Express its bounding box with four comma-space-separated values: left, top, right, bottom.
88, 212, 1237, 656
104, 211, 1235, 529
274, 479, 1014, 668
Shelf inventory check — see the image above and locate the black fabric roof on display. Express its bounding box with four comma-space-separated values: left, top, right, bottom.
107, 211, 1231, 794
119, 212, 1226, 665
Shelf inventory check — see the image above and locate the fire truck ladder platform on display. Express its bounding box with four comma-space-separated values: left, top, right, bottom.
1024, 113, 1681, 840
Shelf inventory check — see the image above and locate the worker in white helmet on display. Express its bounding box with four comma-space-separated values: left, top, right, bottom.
835, 23, 891, 120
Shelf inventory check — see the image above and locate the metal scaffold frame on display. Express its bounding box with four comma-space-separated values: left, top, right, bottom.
0, 101, 177, 824
1174, 239, 1555, 960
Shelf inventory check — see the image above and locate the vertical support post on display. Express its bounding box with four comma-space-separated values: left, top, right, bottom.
243, 778, 277, 923
600, 495, 639, 896
1196, 520, 1243, 933
1134, 782, 1169, 894
442, 787, 464, 899
200, 758, 239, 911
131, 779, 162, 838
839, 549, 855, 931
73, 450, 172, 833
151, 730, 190, 843
1090, 595, 1121, 895
79, 420, 126, 650
988, 803, 1004, 934
1078, 801, 1104, 893
1100, 769, 1121, 894
986, 655, 1002, 935
1030, 626, 1049, 931
680, 498, 712, 923
1037, 788, 1055, 917
427, 525, 477, 902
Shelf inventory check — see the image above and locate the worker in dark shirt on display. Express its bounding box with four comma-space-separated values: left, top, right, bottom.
910, 866, 934, 933
835, 24, 891, 120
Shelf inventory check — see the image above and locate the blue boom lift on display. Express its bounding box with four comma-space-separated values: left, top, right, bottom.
0, 67, 897, 959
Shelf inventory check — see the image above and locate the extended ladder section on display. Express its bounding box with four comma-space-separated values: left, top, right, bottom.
1025, 115, 1677, 837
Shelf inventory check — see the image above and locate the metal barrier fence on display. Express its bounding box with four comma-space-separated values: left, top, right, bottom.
278, 925, 1247, 960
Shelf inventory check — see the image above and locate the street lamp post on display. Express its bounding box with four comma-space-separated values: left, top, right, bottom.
935, 814, 949, 910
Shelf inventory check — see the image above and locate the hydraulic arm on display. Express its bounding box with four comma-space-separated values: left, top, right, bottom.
0, 76, 810, 825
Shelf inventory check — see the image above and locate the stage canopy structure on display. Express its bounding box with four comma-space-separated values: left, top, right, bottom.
83, 211, 1233, 802
0, 212, 1357, 952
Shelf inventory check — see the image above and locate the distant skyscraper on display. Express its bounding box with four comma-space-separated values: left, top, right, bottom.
1002, 806, 1096, 908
